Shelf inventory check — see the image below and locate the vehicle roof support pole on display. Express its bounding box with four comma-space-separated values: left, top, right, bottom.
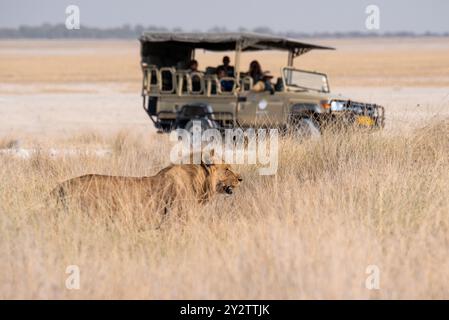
233, 40, 243, 127
287, 50, 294, 67
234, 40, 242, 85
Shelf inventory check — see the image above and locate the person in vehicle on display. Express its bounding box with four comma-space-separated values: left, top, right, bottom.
248, 60, 273, 92
216, 66, 234, 92
187, 59, 199, 72
217, 56, 235, 77
187, 60, 202, 92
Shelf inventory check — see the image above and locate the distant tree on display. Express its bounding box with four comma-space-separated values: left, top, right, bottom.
0, 23, 446, 39
208, 26, 228, 33
252, 26, 274, 35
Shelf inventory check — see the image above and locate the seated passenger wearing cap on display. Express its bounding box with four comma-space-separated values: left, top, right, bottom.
217, 56, 235, 77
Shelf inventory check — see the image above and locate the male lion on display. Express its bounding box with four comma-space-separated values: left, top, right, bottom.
51, 163, 242, 214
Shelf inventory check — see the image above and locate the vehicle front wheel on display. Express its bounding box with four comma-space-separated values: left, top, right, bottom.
289, 117, 321, 139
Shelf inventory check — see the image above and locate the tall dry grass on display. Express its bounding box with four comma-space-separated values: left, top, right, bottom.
0, 120, 448, 299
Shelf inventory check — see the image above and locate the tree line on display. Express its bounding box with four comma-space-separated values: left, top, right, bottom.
0, 23, 447, 39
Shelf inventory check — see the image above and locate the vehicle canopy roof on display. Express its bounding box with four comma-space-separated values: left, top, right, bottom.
140, 32, 334, 52
139, 32, 334, 68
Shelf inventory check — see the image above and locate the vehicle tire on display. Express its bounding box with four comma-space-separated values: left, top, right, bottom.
184, 118, 219, 133
290, 117, 320, 139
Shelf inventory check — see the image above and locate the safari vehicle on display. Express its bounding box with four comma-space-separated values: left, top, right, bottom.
139, 33, 385, 135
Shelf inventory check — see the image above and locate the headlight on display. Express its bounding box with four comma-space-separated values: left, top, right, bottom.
330, 101, 345, 112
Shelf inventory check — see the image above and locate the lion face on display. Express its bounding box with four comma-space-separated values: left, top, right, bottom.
210, 164, 242, 195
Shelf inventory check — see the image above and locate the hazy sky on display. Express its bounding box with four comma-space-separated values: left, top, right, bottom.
1, 0, 448, 33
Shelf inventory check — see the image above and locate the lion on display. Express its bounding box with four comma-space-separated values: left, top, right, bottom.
51, 162, 242, 215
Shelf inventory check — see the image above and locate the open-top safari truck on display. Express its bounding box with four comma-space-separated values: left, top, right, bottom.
139, 32, 385, 135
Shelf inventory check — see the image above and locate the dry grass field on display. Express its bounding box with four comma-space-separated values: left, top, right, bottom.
0, 38, 448, 299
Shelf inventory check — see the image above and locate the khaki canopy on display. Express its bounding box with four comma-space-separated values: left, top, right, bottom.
139, 32, 334, 69
139, 32, 335, 52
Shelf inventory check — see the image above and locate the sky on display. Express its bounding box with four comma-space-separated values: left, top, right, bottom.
0, 0, 448, 33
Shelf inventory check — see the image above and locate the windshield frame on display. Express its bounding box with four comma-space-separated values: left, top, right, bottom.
282, 67, 330, 93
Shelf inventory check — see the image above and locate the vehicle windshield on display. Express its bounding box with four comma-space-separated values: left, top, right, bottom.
283, 68, 330, 93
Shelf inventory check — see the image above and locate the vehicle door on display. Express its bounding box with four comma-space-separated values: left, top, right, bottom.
237, 91, 285, 127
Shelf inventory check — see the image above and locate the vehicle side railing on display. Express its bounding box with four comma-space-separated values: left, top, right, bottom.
142, 65, 239, 96
240, 76, 254, 92
216, 77, 237, 95
142, 64, 160, 95
160, 67, 176, 94
204, 74, 221, 96
189, 72, 206, 95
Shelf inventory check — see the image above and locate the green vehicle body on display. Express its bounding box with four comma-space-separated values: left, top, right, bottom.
139, 33, 385, 133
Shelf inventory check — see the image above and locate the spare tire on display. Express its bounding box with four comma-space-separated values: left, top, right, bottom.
184, 118, 219, 134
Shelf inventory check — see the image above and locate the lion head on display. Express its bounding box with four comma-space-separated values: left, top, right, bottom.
208, 163, 242, 195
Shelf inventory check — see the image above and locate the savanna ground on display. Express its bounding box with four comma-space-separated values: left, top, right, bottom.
0, 38, 448, 299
